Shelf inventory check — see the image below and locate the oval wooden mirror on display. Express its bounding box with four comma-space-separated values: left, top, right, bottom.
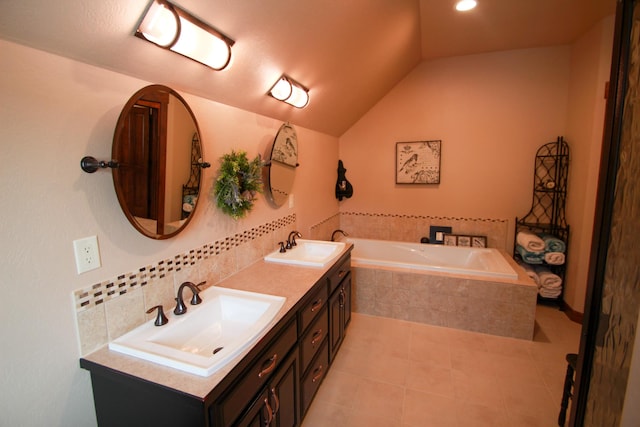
264, 123, 298, 207
112, 85, 206, 239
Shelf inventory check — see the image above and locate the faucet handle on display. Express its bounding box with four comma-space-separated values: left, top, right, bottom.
190, 288, 202, 305
146, 305, 168, 326
278, 242, 286, 253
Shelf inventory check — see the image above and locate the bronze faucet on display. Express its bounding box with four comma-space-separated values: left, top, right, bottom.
173, 281, 203, 315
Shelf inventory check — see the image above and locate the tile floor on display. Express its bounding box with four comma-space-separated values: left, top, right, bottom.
302, 305, 581, 427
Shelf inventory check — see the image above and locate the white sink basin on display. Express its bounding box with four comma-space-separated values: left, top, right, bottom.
108, 286, 285, 376
264, 239, 346, 267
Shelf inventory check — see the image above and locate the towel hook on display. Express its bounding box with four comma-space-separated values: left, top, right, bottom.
80, 156, 119, 173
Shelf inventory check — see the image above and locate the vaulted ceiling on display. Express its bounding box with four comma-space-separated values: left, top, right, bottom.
0, 0, 615, 136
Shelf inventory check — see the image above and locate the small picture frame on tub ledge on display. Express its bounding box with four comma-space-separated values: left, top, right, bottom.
471, 236, 487, 248
443, 234, 457, 246
457, 235, 471, 247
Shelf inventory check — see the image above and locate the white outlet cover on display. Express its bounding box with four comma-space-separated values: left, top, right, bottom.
73, 235, 102, 274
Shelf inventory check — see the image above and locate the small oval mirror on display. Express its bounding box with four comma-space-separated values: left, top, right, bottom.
112, 85, 205, 239
265, 123, 298, 207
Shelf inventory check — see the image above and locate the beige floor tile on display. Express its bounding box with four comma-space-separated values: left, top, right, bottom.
402, 388, 459, 427
406, 359, 454, 397
500, 379, 558, 419
301, 401, 350, 427
455, 401, 510, 427
347, 409, 403, 427
303, 309, 580, 427
313, 369, 362, 408
451, 369, 506, 407
352, 378, 405, 420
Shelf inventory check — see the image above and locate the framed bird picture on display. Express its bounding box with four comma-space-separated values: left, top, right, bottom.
395, 140, 441, 184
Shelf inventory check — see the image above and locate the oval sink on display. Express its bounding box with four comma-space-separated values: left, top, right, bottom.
108, 286, 285, 376
264, 239, 346, 267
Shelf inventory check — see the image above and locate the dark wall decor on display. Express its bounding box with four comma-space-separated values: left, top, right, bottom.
395, 140, 441, 184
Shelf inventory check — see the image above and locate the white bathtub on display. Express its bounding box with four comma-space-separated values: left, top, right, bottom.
346, 237, 518, 280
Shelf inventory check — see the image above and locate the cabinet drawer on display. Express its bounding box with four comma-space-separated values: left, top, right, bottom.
299, 306, 328, 374
218, 319, 297, 427
299, 285, 328, 334
301, 340, 329, 417
327, 255, 350, 294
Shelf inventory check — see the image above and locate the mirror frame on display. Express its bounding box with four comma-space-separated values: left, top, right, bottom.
264, 123, 298, 207
112, 84, 204, 239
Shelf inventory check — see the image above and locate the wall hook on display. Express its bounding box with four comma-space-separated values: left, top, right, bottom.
80, 156, 119, 173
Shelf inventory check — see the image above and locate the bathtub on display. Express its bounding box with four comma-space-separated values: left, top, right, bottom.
344, 237, 537, 340
346, 237, 518, 280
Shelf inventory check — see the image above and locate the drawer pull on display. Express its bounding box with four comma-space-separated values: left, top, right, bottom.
312, 364, 324, 383
263, 397, 273, 426
310, 299, 323, 312
270, 387, 280, 415
338, 269, 347, 279
311, 329, 323, 345
258, 354, 278, 378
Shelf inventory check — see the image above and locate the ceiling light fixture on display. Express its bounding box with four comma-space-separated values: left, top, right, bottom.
269, 76, 310, 108
455, 0, 477, 12
136, 0, 234, 70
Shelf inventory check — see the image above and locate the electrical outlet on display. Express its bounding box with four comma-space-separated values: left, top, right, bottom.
73, 235, 102, 274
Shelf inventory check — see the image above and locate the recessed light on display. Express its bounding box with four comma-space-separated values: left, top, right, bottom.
455, 0, 477, 12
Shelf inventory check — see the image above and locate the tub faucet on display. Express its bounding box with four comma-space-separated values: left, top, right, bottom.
286, 231, 302, 249
331, 229, 348, 241
174, 281, 203, 315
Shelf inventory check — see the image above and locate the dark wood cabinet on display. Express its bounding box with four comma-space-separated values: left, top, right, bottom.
235, 350, 299, 427
328, 256, 351, 364
80, 251, 352, 427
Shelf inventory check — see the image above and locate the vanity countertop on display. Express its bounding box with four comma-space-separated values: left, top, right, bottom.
80, 244, 352, 401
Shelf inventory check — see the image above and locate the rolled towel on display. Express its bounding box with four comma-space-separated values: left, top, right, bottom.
542, 234, 566, 253
539, 287, 562, 298
515, 244, 545, 264
536, 267, 562, 290
544, 252, 565, 265
517, 231, 545, 252
516, 260, 540, 286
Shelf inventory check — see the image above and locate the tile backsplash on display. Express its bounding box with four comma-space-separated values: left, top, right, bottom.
73, 214, 296, 356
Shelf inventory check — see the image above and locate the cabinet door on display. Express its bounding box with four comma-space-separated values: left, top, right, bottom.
328, 287, 343, 363
343, 275, 352, 330
237, 350, 300, 427
235, 389, 271, 427
270, 350, 299, 427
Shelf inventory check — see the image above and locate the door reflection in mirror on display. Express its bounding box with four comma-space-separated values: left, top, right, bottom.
112, 85, 204, 239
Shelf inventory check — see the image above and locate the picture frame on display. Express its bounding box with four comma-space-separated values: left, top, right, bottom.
471, 235, 487, 248
429, 225, 452, 245
396, 140, 441, 184
443, 234, 457, 246
457, 235, 471, 247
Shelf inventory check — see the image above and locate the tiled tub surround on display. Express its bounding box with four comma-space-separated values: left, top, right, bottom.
74, 214, 297, 357
351, 255, 537, 340
338, 212, 510, 251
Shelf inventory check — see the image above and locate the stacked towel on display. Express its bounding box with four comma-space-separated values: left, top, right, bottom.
545, 252, 566, 265
535, 267, 562, 298
516, 260, 540, 286
516, 231, 545, 252
542, 234, 566, 253
515, 244, 545, 264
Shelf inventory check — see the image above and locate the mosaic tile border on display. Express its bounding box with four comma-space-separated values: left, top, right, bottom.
73, 214, 296, 313
341, 211, 508, 223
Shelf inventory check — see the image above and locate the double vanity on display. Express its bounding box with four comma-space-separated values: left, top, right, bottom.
80, 240, 352, 426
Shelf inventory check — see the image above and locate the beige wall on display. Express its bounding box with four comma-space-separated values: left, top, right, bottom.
564, 15, 615, 312
339, 45, 571, 238
0, 39, 337, 426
